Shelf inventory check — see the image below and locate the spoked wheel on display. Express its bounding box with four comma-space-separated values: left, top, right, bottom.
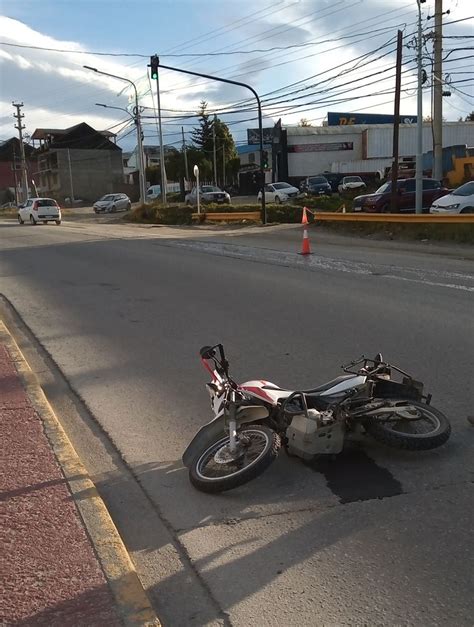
189, 424, 280, 493
366, 400, 451, 450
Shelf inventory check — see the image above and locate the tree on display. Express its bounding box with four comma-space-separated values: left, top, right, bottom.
191, 101, 214, 152
298, 118, 312, 127
465, 111, 474, 122
191, 101, 237, 185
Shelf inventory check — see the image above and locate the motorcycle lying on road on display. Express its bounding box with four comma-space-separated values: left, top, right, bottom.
182, 344, 451, 493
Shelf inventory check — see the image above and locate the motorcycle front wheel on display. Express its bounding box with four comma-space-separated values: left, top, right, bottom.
365, 400, 451, 451
189, 424, 280, 493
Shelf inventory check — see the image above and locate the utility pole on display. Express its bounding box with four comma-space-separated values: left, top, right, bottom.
182, 126, 189, 184
67, 148, 75, 202
222, 146, 226, 189
433, 0, 443, 182
12, 102, 29, 203
213, 114, 217, 186
390, 30, 403, 213
415, 0, 426, 214
84, 66, 147, 205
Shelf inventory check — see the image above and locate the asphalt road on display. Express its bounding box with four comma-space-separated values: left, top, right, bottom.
1, 217, 473, 626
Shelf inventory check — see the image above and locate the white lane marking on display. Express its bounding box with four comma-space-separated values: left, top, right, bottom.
162, 240, 474, 292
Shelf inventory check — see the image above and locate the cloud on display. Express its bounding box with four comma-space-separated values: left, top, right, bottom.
0, 1, 471, 152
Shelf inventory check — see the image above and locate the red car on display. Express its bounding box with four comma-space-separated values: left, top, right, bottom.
353, 178, 450, 213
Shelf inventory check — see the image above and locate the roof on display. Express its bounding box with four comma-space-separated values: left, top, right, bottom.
32, 124, 116, 141
0, 137, 35, 160
32, 122, 120, 152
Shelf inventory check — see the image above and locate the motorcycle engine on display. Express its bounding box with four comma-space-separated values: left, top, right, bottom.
286, 408, 344, 459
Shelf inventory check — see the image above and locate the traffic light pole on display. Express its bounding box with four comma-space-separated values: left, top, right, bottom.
150, 55, 167, 206
156, 61, 266, 224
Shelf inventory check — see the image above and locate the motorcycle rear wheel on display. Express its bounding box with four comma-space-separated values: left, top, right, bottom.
189, 424, 280, 493
365, 400, 451, 450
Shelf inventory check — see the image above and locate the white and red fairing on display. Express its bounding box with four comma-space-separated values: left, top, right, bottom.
239, 380, 292, 406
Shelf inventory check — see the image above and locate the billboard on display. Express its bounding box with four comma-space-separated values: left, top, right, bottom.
288, 141, 353, 153
328, 112, 417, 126
247, 128, 274, 145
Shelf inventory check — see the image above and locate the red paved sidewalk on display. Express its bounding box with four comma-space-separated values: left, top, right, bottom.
0, 343, 121, 626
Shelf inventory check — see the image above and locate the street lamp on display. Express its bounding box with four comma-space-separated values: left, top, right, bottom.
95, 102, 134, 119
84, 65, 147, 205
193, 164, 200, 214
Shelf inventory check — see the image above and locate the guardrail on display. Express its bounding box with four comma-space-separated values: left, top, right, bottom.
192, 211, 260, 222
313, 212, 474, 223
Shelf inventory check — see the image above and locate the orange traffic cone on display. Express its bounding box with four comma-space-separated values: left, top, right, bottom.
299, 208, 312, 255
300, 227, 311, 255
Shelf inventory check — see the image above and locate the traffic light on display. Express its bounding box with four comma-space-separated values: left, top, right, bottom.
262, 150, 269, 169
150, 55, 159, 80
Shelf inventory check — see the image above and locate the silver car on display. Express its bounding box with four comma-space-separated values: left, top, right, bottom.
185, 186, 231, 206
93, 193, 131, 213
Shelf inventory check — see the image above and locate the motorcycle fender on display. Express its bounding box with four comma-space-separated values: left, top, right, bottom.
182, 405, 269, 468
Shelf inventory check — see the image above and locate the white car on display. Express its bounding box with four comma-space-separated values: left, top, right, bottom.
430, 181, 474, 214
93, 193, 131, 213
257, 182, 300, 204
338, 176, 367, 193
18, 197, 61, 225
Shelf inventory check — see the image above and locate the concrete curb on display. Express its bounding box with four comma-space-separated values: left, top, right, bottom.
0, 321, 161, 627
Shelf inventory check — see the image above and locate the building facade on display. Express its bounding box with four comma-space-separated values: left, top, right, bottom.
31, 123, 124, 202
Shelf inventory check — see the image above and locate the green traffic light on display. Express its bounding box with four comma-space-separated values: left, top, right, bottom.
151, 71, 158, 79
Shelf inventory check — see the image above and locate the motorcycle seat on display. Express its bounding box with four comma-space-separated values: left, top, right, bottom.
262, 374, 356, 398
301, 375, 356, 396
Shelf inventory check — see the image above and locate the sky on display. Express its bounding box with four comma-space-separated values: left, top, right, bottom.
1, 0, 473, 152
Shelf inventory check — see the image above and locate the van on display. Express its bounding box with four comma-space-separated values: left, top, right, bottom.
146, 185, 161, 201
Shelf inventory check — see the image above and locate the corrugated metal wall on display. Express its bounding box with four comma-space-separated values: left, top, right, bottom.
366, 124, 474, 158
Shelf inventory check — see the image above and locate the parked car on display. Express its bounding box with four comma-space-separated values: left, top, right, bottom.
257, 182, 300, 204
430, 181, 474, 214
353, 178, 449, 213
185, 185, 231, 206
93, 193, 131, 213
320, 172, 344, 193
338, 176, 366, 193
17, 197, 61, 225
300, 176, 332, 196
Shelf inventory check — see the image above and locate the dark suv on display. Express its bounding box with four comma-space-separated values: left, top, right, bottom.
353, 178, 450, 213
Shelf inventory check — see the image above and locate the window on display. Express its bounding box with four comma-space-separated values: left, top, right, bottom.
376, 182, 391, 194
403, 180, 416, 192
273, 183, 292, 190
308, 177, 328, 185
37, 199, 58, 207
423, 179, 440, 190
452, 181, 474, 196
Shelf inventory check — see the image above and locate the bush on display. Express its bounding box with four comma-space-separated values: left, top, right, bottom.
294, 195, 349, 212
266, 204, 305, 223
125, 203, 192, 225
156, 205, 193, 225
201, 203, 250, 213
